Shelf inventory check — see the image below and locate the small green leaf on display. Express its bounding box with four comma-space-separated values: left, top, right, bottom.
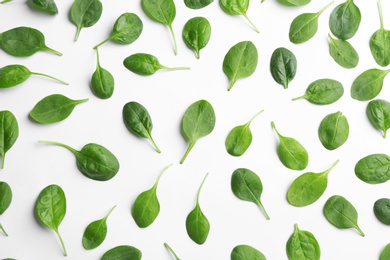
231, 244, 266, 260
380, 243, 390, 260
219, 0, 259, 33
329, 0, 361, 40
351, 68, 390, 101
270, 47, 297, 89
182, 17, 211, 59
374, 198, 390, 225
91, 49, 114, 99
69, 0, 103, 41
318, 111, 349, 150
0, 182, 12, 236
286, 224, 320, 260
101, 245, 142, 260
328, 34, 359, 69
354, 154, 390, 184
0, 111, 18, 169
366, 99, 390, 138
370, 0, 390, 67
28, 0, 58, 15
292, 79, 344, 105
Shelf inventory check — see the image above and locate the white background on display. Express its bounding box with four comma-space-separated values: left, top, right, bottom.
0, 0, 390, 259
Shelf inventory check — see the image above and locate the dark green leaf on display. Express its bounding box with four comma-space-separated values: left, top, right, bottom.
355, 154, 390, 184
286, 224, 320, 260
101, 245, 142, 260
91, 49, 114, 99
374, 198, 390, 225
219, 0, 259, 32
0, 182, 12, 236
28, 0, 58, 15
318, 111, 349, 150
328, 34, 359, 68
0, 111, 18, 169
351, 68, 390, 101
366, 99, 390, 138
182, 17, 211, 59
69, 0, 102, 41
231, 245, 266, 260
329, 0, 361, 40
292, 79, 343, 105
270, 47, 297, 89
370, 0, 390, 67
185, 0, 213, 9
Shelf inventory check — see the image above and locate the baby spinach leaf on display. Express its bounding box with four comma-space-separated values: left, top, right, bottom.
93, 13, 143, 49
287, 160, 339, 207
271, 121, 308, 171
292, 79, 343, 104
270, 47, 297, 89
122, 101, 161, 153
182, 17, 211, 59
231, 168, 270, 220
0, 27, 61, 56
381, 243, 390, 260
28, 0, 58, 15
231, 245, 266, 260
289, 1, 333, 44
367, 99, 390, 138
180, 100, 215, 164
0, 64, 68, 89
35, 184, 67, 256
318, 111, 349, 150
141, 0, 178, 55
123, 53, 190, 76
286, 224, 320, 260
277, 0, 310, 6
132, 164, 172, 228
351, 68, 390, 101
186, 173, 210, 244
328, 34, 359, 69
329, 0, 361, 40
219, 0, 259, 33
38, 140, 119, 181
225, 109, 263, 156
324, 195, 364, 236
30, 94, 88, 124
355, 154, 390, 184
185, 0, 213, 9
0, 111, 18, 169
91, 49, 114, 99
0, 182, 12, 236
69, 0, 102, 41
101, 245, 142, 260
82, 205, 116, 250
374, 198, 390, 225
223, 41, 258, 91
370, 0, 390, 67
164, 242, 181, 260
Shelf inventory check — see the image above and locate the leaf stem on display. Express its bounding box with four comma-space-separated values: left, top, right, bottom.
0, 224, 8, 236
227, 79, 237, 91
148, 135, 161, 153
256, 200, 270, 220
55, 229, 68, 256
1, 151, 5, 169
0, 0, 12, 3
31, 72, 68, 85
243, 14, 260, 33
384, 129, 387, 138
38, 140, 78, 155
323, 159, 339, 175
95, 48, 101, 67
291, 95, 307, 101
75, 26, 81, 42
163, 66, 190, 71
43, 46, 63, 56
93, 36, 113, 49
168, 24, 178, 56
355, 225, 365, 237
318, 1, 334, 16
196, 173, 209, 205
196, 50, 200, 59
103, 205, 117, 221
164, 242, 180, 260
180, 142, 195, 164
154, 163, 173, 188
246, 109, 264, 126
74, 98, 89, 105
271, 121, 281, 137
378, 0, 384, 29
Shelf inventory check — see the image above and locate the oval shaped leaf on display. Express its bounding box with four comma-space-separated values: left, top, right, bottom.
351, 68, 390, 101
185, 0, 213, 9
0, 181, 12, 236
286, 224, 320, 260
231, 245, 266, 260
370, 0, 390, 67
328, 34, 359, 69
355, 154, 390, 184
374, 198, 390, 225
28, 0, 58, 15
101, 245, 142, 260
318, 111, 349, 150
292, 79, 344, 105
366, 99, 390, 138
69, 0, 103, 41
380, 243, 390, 260
182, 17, 211, 59
219, 0, 259, 32
91, 49, 114, 99
329, 0, 361, 40
277, 0, 310, 6
0, 110, 18, 169
270, 47, 297, 89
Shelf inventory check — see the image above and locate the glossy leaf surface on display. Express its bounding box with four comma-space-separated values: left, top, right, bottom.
182, 17, 211, 59
270, 47, 297, 89
292, 79, 343, 105
0, 111, 18, 169
69, 0, 103, 41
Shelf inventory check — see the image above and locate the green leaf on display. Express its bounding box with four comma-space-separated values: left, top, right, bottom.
185, 0, 213, 9
277, 0, 310, 6
180, 100, 216, 164
329, 0, 361, 40
182, 17, 211, 59
350, 68, 390, 101
271, 121, 308, 171
287, 160, 339, 207
164, 243, 181, 260
354, 154, 390, 184
223, 41, 258, 91
380, 243, 390, 260
374, 198, 390, 225
132, 164, 172, 228
35, 184, 67, 256
82, 205, 116, 250
101, 245, 142, 260
91, 49, 114, 99
318, 111, 349, 150
0, 111, 18, 169
366, 99, 390, 138
231, 168, 270, 220
286, 224, 320, 260
219, 0, 259, 33
270, 47, 297, 89
186, 173, 210, 244
28, 0, 58, 15
122, 101, 161, 153
69, 0, 103, 41
328, 34, 359, 69
0, 182, 12, 236
370, 0, 390, 67
231, 245, 266, 260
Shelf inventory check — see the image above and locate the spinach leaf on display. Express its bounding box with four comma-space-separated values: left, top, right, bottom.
370, 0, 390, 67
231, 245, 266, 260
164, 242, 181, 260
0, 27, 61, 56
381, 244, 390, 260
82, 205, 116, 250
329, 0, 361, 40
180, 100, 216, 164
0, 111, 18, 169
219, 0, 259, 33
69, 0, 102, 41
374, 198, 390, 225
287, 160, 339, 207
186, 173, 210, 244
122, 101, 161, 153
185, 0, 213, 9
351, 68, 390, 101
286, 224, 320, 260
123, 53, 189, 75
38, 140, 119, 181
324, 195, 364, 236
289, 1, 333, 44
101, 245, 142, 260
28, 0, 58, 15
141, 0, 178, 55
328, 33, 359, 68
270, 47, 297, 89
0, 64, 68, 89
30, 94, 88, 124
182, 17, 211, 59
231, 168, 270, 220
91, 49, 114, 99
223, 41, 258, 91
355, 154, 390, 184
0, 182, 12, 236
318, 111, 349, 150
277, 0, 310, 6
93, 13, 143, 49
292, 78, 343, 104
271, 121, 308, 171
35, 184, 67, 256
367, 99, 390, 138
132, 164, 172, 228
225, 109, 263, 156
